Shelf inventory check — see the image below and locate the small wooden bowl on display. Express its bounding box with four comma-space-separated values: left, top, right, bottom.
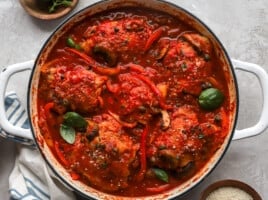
200, 179, 262, 200
19, 0, 79, 20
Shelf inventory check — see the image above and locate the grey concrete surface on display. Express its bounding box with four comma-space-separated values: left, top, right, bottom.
0, 0, 267, 199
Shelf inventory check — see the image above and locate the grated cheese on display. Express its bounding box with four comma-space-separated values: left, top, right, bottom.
206, 186, 253, 200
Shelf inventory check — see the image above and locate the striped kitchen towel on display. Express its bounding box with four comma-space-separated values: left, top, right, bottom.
0, 92, 75, 200
0, 92, 34, 146
9, 145, 75, 200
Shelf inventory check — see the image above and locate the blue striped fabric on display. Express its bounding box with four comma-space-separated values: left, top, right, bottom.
1, 92, 51, 199
9, 177, 50, 200
0, 92, 35, 146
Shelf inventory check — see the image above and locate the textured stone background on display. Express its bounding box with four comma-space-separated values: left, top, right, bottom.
0, 0, 267, 199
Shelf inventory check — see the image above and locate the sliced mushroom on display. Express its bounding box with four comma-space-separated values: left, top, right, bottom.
181, 32, 211, 54
179, 153, 193, 168
159, 149, 180, 169
93, 42, 118, 67
155, 39, 170, 60
176, 161, 195, 178
160, 110, 170, 130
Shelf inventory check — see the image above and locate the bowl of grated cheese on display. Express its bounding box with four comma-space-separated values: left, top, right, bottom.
200, 179, 262, 200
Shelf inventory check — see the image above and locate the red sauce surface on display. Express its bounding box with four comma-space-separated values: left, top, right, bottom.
37, 8, 233, 197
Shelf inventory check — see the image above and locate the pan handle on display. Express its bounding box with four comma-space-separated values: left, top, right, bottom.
232, 59, 268, 140
0, 60, 34, 140
1, 60, 267, 141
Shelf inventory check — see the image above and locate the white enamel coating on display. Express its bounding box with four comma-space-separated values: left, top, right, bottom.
232, 59, 268, 140
0, 60, 34, 140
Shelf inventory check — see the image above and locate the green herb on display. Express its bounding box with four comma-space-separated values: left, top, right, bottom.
48, 0, 73, 13
60, 124, 75, 144
60, 112, 88, 144
198, 88, 224, 110
66, 37, 81, 50
152, 168, 169, 183
63, 112, 88, 128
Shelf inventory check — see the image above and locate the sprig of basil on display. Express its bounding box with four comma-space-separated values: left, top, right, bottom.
48, 0, 72, 13
60, 112, 88, 144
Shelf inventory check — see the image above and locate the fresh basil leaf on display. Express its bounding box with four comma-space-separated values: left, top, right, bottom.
60, 124, 76, 144
63, 112, 88, 128
49, 0, 72, 13
152, 168, 169, 183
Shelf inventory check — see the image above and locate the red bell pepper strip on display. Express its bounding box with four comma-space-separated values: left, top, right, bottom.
135, 125, 148, 182
106, 79, 120, 93
44, 102, 54, 119
95, 66, 120, 76
146, 184, 170, 193
54, 141, 69, 167
65, 47, 120, 76
108, 110, 137, 128
70, 171, 80, 180
121, 63, 145, 73
65, 47, 95, 64
144, 27, 164, 52
133, 74, 171, 110
44, 102, 54, 112
97, 96, 104, 108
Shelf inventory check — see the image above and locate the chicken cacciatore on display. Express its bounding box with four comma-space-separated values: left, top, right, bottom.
37, 7, 232, 197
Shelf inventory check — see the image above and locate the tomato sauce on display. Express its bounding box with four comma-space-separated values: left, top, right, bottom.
37, 8, 232, 197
